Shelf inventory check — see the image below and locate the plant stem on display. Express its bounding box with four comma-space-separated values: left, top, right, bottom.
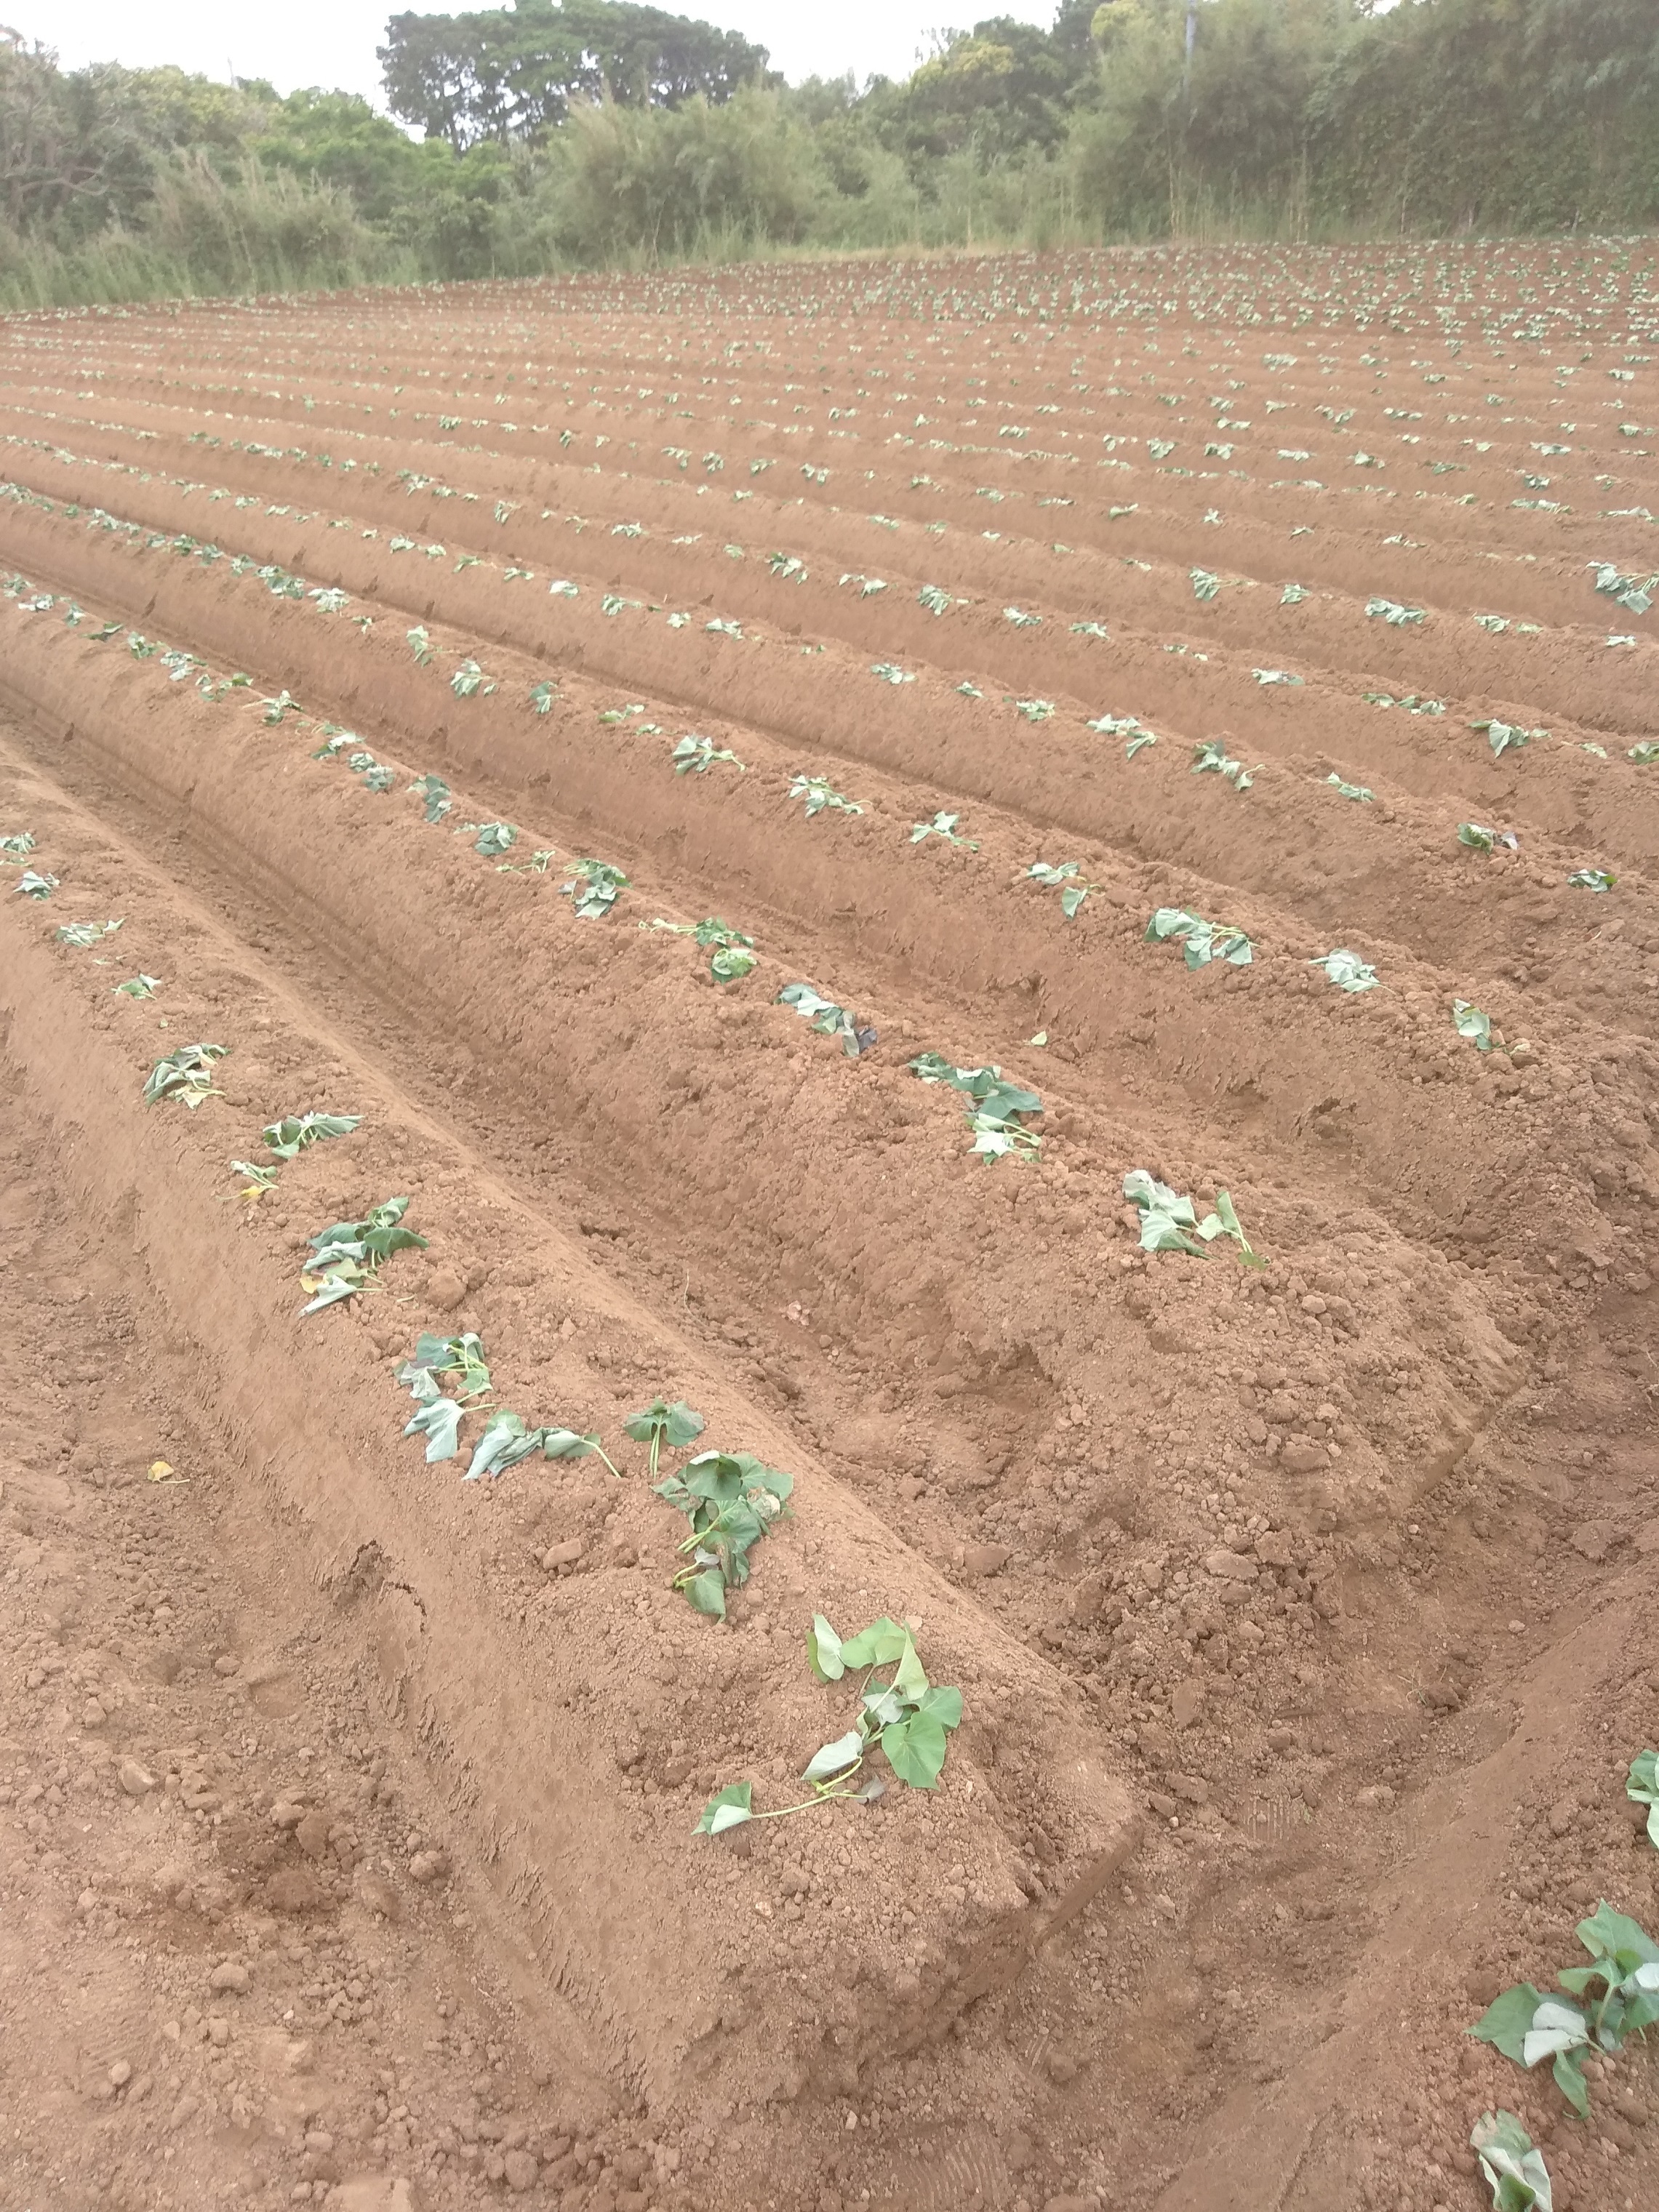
745, 1782, 862, 1824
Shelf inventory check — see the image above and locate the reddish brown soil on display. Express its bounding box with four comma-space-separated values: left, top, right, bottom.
1, 243, 1658, 2212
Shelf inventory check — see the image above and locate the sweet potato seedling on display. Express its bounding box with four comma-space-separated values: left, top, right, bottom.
1470, 1900, 1659, 2119
654, 1450, 793, 1619
911, 812, 978, 850
143, 1042, 226, 1109
624, 1397, 706, 1478
1124, 1171, 1263, 1265
1311, 948, 1379, 993
401, 1368, 468, 1463
395, 1336, 495, 1462
300, 1196, 426, 1314
776, 983, 876, 1057
1473, 718, 1543, 757
1628, 1750, 1659, 1846
14, 870, 58, 898
791, 776, 863, 820
465, 1414, 622, 1483
1453, 998, 1496, 1051
908, 1051, 1043, 1161
561, 859, 628, 918
113, 975, 161, 999
1470, 2112, 1552, 2211
1145, 908, 1252, 969
1025, 860, 1094, 918
696, 1618, 962, 1835
1589, 561, 1656, 616
1191, 740, 1255, 790
263, 1112, 361, 1160
672, 735, 745, 776
399, 1331, 492, 1401
1366, 690, 1445, 716
409, 774, 452, 825
55, 920, 124, 947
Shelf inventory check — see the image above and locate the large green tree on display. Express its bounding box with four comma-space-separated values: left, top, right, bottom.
379, 1, 774, 148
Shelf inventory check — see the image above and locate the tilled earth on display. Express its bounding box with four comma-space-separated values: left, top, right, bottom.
1, 241, 1658, 2212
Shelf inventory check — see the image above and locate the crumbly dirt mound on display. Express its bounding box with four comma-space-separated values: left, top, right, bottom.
1, 242, 1658, 2212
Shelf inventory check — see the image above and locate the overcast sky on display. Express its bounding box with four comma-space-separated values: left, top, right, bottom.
21, 1, 1059, 105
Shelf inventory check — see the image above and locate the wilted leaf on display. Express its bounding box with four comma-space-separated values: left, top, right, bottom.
1145, 908, 1252, 969
807, 1613, 844, 1683
696, 1782, 752, 1835
263, 1111, 361, 1161
1453, 998, 1494, 1051
1310, 948, 1378, 993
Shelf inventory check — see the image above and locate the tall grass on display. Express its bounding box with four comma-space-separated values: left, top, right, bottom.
0, 159, 409, 311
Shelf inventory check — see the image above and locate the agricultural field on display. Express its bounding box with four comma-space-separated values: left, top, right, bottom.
2, 239, 1659, 2212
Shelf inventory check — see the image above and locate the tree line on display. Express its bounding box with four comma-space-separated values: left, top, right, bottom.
1, 0, 1655, 308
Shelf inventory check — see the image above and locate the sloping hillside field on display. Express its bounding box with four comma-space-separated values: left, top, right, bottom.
3, 242, 1659, 2212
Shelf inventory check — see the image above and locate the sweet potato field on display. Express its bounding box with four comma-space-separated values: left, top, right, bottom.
3, 242, 1659, 2212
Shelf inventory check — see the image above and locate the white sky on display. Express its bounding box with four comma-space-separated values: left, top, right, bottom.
20, 1, 1058, 105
